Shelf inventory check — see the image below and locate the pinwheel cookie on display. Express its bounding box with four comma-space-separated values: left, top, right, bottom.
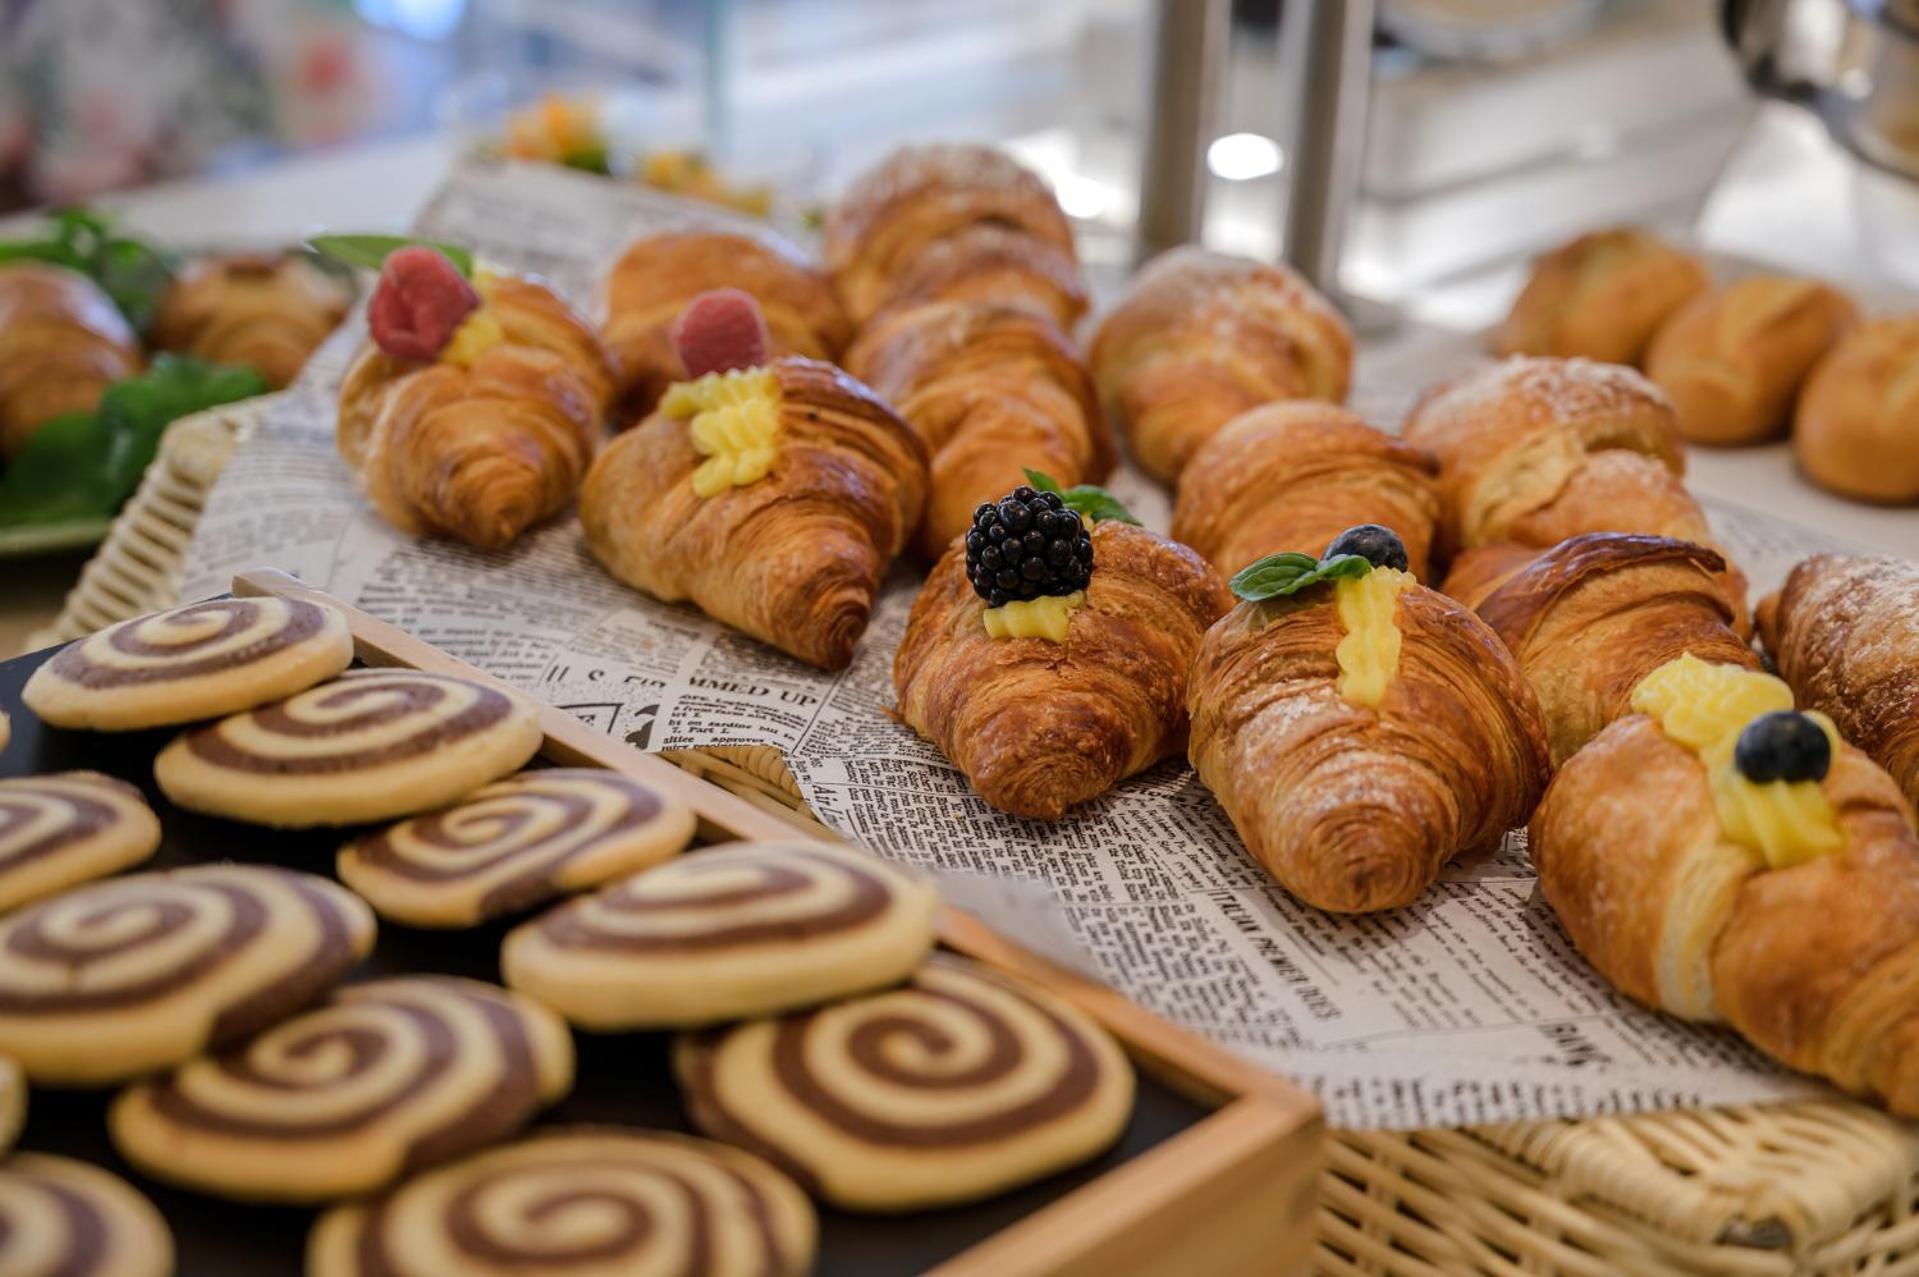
0, 773, 160, 912
0, 1154, 172, 1277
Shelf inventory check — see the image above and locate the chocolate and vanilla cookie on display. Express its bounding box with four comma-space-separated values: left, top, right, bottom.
0, 773, 160, 912
501, 842, 939, 1028
0, 1153, 173, 1277
23, 598, 353, 731
112, 976, 573, 1202
0, 864, 375, 1085
155, 669, 543, 827
338, 769, 696, 928
308, 1127, 815, 1277
0, 1056, 23, 1156
677, 954, 1135, 1211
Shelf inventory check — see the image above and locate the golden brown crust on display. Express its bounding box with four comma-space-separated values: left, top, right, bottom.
867, 224, 1089, 332
1492, 228, 1709, 366
1468, 533, 1756, 765
823, 144, 1077, 326
893, 522, 1230, 821
600, 228, 850, 421
150, 253, 350, 389
337, 274, 612, 550
1171, 401, 1440, 580
1792, 316, 1919, 504
1759, 554, 1919, 811
845, 299, 1110, 559
1437, 543, 1543, 610
0, 261, 142, 458
1089, 246, 1353, 484
1187, 581, 1550, 912
1532, 712, 1919, 1114
582, 357, 928, 671
1645, 276, 1858, 446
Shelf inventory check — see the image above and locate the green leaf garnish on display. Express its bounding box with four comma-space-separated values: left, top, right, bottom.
0, 206, 176, 334
1229, 551, 1372, 602
1022, 468, 1139, 526
306, 234, 474, 278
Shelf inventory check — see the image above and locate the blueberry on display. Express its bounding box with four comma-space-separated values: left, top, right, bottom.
1323, 524, 1409, 572
1734, 711, 1831, 784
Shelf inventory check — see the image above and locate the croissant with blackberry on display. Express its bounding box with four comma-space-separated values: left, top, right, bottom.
0, 261, 142, 459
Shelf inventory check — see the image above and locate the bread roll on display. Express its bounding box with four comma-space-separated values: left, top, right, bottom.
1493, 228, 1708, 366
1792, 316, 1919, 504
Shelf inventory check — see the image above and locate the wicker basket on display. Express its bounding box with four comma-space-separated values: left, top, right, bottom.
29, 396, 1919, 1277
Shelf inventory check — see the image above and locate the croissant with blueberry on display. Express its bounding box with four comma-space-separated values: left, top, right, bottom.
582, 291, 927, 671
1186, 526, 1550, 912
337, 246, 614, 550
151, 252, 350, 388
0, 261, 142, 459
894, 483, 1230, 820
1532, 654, 1919, 1115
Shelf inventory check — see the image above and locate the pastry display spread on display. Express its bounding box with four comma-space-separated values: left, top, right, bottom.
1172, 400, 1442, 580
676, 953, 1134, 1211
0, 1152, 173, 1277
1792, 316, 1919, 504
0, 772, 161, 911
502, 841, 939, 1028
1493, 227, 1710, 366
894, 481, 1231, 820
1531, 656, 1919, 1114
337, 245, 615, 550
150, 252, 352, 390
581, 290, 928, 670
1188, 527, 1551, 911
0, 261, 143, 460
1759, 554, 1919, 810
1089, 245, 1354, 483
337, 768, 696, 927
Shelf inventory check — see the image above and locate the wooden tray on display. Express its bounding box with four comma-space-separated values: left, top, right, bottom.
0, 569, 1323, 1277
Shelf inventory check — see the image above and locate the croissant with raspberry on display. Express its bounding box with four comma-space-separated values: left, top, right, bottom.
151, 252, 350, 388
0, 261, 142, 459
337, 247, 614, 550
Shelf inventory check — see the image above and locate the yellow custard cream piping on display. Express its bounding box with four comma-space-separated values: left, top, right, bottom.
663, 368, 782, 498
982, 591, 1083, 643
1630, 653, 1845, 868
438, 268, 507, 368
1333, 568, 1409, 707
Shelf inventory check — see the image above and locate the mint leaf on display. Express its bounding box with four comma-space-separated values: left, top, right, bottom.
1021, 467, 1140, 526
0, 206, 176, 334
1230, 551, 1372, 601
307, 234, 474, 277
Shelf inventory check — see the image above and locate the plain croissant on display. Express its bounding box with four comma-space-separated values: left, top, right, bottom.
0, 261, 142, 458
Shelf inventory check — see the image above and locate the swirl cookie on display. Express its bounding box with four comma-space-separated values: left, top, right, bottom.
501, 842, 939, 1028
0, 1153, 173, 1277
0, 1056, 22, 1155
0, 864, 375, 1085
23, 598, 353, 731
155, 669, 543, 827
309, 1127, 815, 1277
677, 954, 1135, 1211
112, 976, 573, 1202
0, 773, 161, 913
338, 769, 696, 927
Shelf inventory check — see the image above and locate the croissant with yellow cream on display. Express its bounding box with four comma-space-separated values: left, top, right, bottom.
1493, 227, 1708, 366
1089, 246, 1352, 484
338, 250, 613, 550
601, 228, 851, 419
1532, 655, 1919, 1115
894, 493, 1228, 821
0, 261, 142, 459
845, 299, 1110, 558
151, 252, 350, 388
1172, 401, 1440, 580
1759, 554, 1919, 811
1187, 539, 1550, 912
1450, 533, 1757, 766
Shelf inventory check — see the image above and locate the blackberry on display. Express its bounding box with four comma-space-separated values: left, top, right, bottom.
1324, 524, 1409, 572
964, 486, 1093, 606
1734, 711, 1831, 784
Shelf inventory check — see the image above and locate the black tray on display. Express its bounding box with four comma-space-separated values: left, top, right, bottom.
0, 642, 1211, 1276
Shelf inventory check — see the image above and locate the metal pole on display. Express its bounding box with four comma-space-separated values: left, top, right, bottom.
1283, 0, 1376, 295
1136, 0, 1229, 266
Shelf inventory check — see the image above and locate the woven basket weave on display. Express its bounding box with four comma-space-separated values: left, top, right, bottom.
29, 396, 1919, 1277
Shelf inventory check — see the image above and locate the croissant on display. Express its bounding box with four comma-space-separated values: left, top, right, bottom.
1531, 657, 1919, 1115
1089, 246, 1353, 484
1492, 227, 1709, 365
1187, 567, 1550, 911
823, 143, 1077, 326
1759, 554, 1919, 810
601, 228, 851, 419
866, 224, 1089, 331
0, 262, 142, 458
1453, 533, 1757, 766
582, 356, 927, 670
1171, 401, 1440, 580
894, 518, 1229, 820
338, 268, 613, 550
1792, 316, 1919, 504
844, 299, 1110, 558
150, 252, 350, 388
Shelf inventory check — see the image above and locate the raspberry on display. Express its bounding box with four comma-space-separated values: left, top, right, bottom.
367, 246, 481, 362
671, 288, 770, 378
